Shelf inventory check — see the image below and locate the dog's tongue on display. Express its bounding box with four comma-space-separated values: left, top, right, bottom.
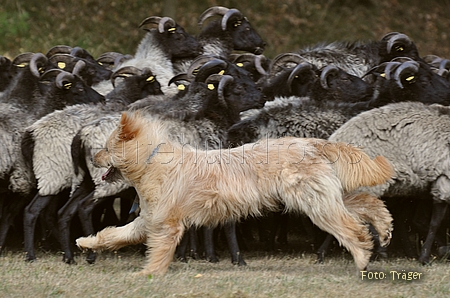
102, 166, 114, 181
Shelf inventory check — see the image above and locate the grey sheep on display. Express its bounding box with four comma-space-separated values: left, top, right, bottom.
20, 67, 163, 263
328, 101, 450, 265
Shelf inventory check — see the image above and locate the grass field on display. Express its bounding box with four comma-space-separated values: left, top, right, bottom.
2, 0, 450, 60
1, 246, 450, 297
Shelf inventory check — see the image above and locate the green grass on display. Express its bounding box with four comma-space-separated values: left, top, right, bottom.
1, 249, 450, 297
1, 0, 450, 60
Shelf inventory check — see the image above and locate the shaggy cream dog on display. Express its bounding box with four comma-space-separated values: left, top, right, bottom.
76, 112, 394, 276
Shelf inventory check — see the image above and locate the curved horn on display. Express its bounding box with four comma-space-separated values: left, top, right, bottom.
139, 16, 162, 30
111, 66, 143, 88
49, 54, 75, 70
269, 53, 306, 78
384, 61, 402, 80
438, 59, 450, 77
56, 71, 76, 89
39, 68, 65, 82
72, 59, 86, 77
230, 53, 268, 75
12, 52, 34, 68
30, 53, 48, 78
422, 54, 442, 65
195, 59, 228, 82
287, 62, 314, 93
198, 6, 229, 27
46, 45, 73, 58
206, 74, 234, 108
158, 17, 177, 34
70, 47, 95, 61
186, 55, 218, 78
96, 52, 124, 64
168, 73, 192, 86
382, 32, 413, 54
254, 55, 268, 76
393, 61, 420, 89
320, 65, 339, 89
221, 8, 244, 31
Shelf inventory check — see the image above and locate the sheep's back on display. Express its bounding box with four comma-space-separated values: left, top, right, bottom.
329, 102, 450, 199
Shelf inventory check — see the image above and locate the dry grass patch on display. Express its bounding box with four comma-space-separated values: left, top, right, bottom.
1, 249, 450, 297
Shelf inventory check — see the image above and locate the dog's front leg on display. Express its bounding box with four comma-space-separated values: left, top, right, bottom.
137, 219, 185, 276
76, 216, 147, 251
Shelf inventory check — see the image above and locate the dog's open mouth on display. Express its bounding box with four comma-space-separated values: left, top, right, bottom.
102, 166, 116, 181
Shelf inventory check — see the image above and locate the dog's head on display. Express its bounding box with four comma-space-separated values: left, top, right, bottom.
93, 112, 145, 183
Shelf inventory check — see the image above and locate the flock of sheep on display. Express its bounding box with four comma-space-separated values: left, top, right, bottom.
1, 5, 450, 270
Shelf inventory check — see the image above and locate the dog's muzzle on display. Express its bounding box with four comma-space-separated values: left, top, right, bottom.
102, 166, 116, 181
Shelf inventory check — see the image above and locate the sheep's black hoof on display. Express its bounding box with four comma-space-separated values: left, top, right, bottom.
189, 251, 199, 260
177, 256, 188, 263
62, 255, 77, 265
234, 259, 247, 266
206, 256, 219, 263
418, 255, 432, 265
316, 252, 325, 264
25, 255, 36, 262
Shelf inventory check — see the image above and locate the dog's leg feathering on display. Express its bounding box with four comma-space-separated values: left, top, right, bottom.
76, 216, 147, 251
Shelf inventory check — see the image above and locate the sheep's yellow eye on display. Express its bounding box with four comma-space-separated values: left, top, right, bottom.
218, 70, 225, 75
405, 75, 415, 82
395, 46, 404, 52
236, 62, 244, 67
380, 73, 386, 78
16, 63, 27, 68
177, 84, 186, 91
57, 62, 66, 69
234, 21, 242, 27
146, 76, 155, 82
64, 82, 72, 89
168, 27, 176, 33
207, 84, 215, 90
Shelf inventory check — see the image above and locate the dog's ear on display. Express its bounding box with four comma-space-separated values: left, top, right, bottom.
118, 112, 140, 141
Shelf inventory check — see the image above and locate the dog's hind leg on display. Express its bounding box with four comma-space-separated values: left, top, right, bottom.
75, 216, 147, 251
140, 219, 185, 276
308, 206, 373, 271
343, 192, 393, 247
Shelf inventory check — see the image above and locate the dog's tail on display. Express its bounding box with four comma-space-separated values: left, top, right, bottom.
314, 140, 395, 193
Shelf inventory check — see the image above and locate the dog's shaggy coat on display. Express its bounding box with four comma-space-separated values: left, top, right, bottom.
76, 112, 394, 276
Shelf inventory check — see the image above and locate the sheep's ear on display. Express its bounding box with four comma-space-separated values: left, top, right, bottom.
118, 112, 140, 141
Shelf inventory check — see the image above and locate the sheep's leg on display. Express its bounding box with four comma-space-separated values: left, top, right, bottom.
0, 193, 33, 254
175, 230, 189, 262
76, 190, 103, 264
316, 234, 335, 263
203, 226, 219, 263
387, 197, 418, 258
223, 221, 246, 265
418, 201, 448, 265
57, 181, 93, 264
23, 194, 56, 261
140, 219, 185, 276
76, 215, 147, 251
77, 189, 135, 264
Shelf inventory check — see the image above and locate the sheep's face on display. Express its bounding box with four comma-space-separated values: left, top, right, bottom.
162, 25, 203, 58
223, 62, 265, 111
326, 70, 374, 103
226, 18, 266, 55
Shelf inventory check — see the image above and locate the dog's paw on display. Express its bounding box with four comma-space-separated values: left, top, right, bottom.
76, 237, 95, 250
133, 270, 153, 279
